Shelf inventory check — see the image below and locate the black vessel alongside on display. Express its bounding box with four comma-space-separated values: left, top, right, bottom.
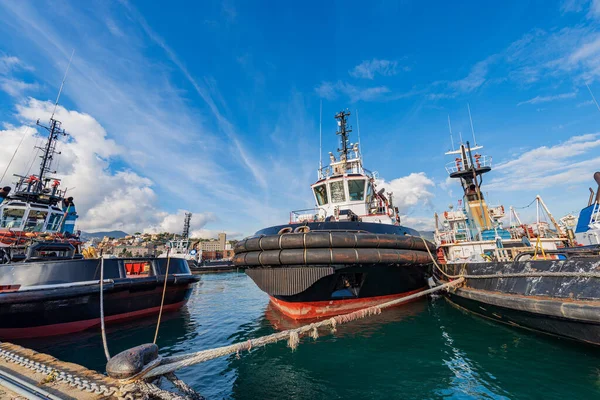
434, 128, 600, 345
0, 73, 198, 339
235, 110, 434, 319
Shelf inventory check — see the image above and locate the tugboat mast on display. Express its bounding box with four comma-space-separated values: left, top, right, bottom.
334, 110, 352, 161
35, 118, 67, 187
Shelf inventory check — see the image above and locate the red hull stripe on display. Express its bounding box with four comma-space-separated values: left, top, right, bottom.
270, 288, 426, 320
0, 301, 186, 340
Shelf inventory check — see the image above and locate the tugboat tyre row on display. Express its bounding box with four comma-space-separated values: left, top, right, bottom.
234, 232, 435, 254
233, 247, 432, 266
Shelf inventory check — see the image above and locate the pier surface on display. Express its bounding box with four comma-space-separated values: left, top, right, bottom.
0, 342, 118, 399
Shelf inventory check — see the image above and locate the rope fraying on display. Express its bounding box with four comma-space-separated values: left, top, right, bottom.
287, 331, 300, 350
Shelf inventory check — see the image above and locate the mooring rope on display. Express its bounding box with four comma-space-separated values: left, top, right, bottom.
100, 257, 111, 361
154, 250, 172, 344
127, 278, 464, 381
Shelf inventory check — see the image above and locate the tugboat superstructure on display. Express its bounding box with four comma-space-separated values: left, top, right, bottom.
292, 110, 400, 226
435, 140, 566, 263
0, 114, 81, 262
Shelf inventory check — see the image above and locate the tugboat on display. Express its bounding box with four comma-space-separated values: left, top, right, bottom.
0, 85, 198, 339
234, 110, 434, 319
158, 212, 201, 268
434, 137, 600, 345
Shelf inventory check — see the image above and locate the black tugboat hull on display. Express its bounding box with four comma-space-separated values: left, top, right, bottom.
0, 258, 199, 339
236, 222, 434, 320
262, 263, 430, 319
439, 256, 600, 346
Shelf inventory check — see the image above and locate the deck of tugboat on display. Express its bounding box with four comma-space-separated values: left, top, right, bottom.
255, 220, 420, 236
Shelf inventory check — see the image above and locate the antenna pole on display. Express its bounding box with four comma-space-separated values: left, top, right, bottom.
356, 109, 361, 160
447, 115, 455, 151
319, 100, 323, 172
586, 83, 600, 113
467, 103, 477, 146
52, 49, 75, 119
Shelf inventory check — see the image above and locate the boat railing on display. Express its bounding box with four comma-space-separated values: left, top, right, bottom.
590, 202, 600, 228
436, 229, 471, 244
445, 155, 492, 174
289, 208, 326, 223
12, 175, 66, 204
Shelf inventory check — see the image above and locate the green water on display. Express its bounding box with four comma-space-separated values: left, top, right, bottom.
18, 273, 600, 399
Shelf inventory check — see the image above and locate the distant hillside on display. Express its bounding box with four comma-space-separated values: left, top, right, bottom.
81, 230, 129, 240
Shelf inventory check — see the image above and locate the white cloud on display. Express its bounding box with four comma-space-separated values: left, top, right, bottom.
0, 99, 215, 234
448, 57, 495, 93
516, 91, 577, 106
577, 99, 595, 107
315, 81, 391, 102
349, 59, 404, 79
561, 0, 589, 13
376, 172, 435, 211
0, 78, 39, 97
0, 55, 37, 97
488, 133, 600, 191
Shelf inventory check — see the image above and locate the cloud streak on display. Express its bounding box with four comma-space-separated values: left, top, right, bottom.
517, 91, 577, 106
349, 59, 406, 79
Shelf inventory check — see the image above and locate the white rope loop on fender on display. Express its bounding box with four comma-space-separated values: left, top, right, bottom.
132, 278, 464, 381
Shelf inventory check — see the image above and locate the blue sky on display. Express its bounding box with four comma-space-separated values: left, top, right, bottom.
0, 0, 599, 237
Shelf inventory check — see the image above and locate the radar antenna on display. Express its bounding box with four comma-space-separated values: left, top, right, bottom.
182, 212, 192, 239
334, 110, 352, 160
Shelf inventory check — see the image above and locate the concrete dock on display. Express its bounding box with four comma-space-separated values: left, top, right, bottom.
0, 342, 120, 399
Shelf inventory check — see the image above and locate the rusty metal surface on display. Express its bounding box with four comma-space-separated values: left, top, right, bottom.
445, 258, 600, 301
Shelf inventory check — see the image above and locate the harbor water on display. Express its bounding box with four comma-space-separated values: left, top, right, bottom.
17, 272, 600, 399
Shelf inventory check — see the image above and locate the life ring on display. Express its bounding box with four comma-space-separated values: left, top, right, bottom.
387, 208, 394, 217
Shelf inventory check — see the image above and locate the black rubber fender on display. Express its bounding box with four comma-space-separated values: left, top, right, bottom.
234, 232, 434, 253
232, 247, 432, 266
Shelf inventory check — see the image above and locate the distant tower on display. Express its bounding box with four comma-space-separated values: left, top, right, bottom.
218, 232, 226, 251
182, 212, 192, 239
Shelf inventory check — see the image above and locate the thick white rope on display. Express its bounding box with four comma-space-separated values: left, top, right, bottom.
100, 257, 111, 361
133, 278, 464, 380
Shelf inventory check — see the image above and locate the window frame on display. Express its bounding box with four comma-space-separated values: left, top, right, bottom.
347, 179, 366, 202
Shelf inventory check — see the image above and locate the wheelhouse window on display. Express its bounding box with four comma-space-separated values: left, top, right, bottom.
24, 210, 48, 232
348, 179, 366, 201
365, 183, 373, 203
0, 207, 25, 229
330, 181, 346, 203
46, 212, 63, 231
313, 184, 328, 206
